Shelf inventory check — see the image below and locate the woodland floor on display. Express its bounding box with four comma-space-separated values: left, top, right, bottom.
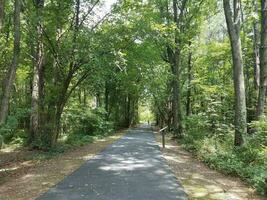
0, 126, 266, 200
37, 125, 186, 200
0, 130, 126, 200
154, 131, 266, 200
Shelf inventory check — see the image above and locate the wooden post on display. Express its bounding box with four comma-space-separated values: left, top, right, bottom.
162, 130, 165, 148
159, 126, 167, 149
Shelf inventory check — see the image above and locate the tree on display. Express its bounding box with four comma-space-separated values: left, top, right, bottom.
0, 0, 21, 124
29, 0, 45, 146
223, 0, 247, 146
253, 0, 260, 90
186, 42, 193, 116
256, 0, 267, 118
171, 0, 186, 137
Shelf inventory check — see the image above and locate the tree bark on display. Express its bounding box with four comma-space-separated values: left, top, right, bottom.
78, 88, 82, 104
29, 0, 45, 145
256, 0, 267, 118
49, 0, 82, 146
83, 87, 87, 106
223, 0, 247, 146
186, 46, 193, 116
96, 93, 101, 107
0, 0, 21, 124
104, 83, 110, 119
0, 0, 4, 32
125, 95, 131, 127
253, 0, 261, 90
172, 0, 179, 135
171, 0, 185, 137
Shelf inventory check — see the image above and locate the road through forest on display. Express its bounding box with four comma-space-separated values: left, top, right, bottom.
38, 125, 187, 200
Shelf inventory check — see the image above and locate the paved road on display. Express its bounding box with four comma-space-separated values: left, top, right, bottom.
38, 125, 187, 200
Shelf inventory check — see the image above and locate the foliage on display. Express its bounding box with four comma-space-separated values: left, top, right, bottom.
63, 105, 114, 136
182, 115, 267, 195
0, 116, 18, 143
0, 108, 29, 144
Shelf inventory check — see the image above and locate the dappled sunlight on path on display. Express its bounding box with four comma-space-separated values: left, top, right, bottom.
0, 132, 125, 200
37, 126, 187, 200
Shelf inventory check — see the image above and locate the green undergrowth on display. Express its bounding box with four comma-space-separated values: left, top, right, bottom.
180, 115, 267, 195
30, 133, 113, 161
0, 131, 117, 171
1, 106, 116, 161
1, 130, 116, 165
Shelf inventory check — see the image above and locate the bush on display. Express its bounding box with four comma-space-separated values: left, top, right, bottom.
0, 108, 30, 146
62, 106, 114, 136
181, 115, 267, 195
0, 116, 18, 143
62, 105, 114, 144
182, 115, 207, 152
66, 133, 94, 147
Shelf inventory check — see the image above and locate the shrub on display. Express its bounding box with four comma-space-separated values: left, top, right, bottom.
0, 116, 18, 143
0, 108, 30, 145
181, 114, 267, 195
62, 106, 113, 135
66, 133, 94, 147
62, 105, 114, 143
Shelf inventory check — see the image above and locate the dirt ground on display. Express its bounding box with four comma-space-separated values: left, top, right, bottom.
0, 131, 126, 200
154, 132, 266, 200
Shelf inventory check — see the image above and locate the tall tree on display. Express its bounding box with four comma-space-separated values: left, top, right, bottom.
223, 0, 247, 146
171, 0, 187, 137
0, 0, 21, 124
256, 0, 267, 118
186, 42, 193, 116
50, 0, 82, 145
253, 0, 260, 90
29, 0, 45, 146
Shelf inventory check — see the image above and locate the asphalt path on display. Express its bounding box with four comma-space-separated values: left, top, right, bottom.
37, 125, 187, 200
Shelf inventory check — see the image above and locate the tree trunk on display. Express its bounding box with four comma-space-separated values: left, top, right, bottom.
53, 102, 64, 144
172, 0, 184, 136
186, 47, 193, 116
0, 0, 4, 32
53, 0, 83, 144
83, 87, 87, 106
256, 0, 267, 118
0, 0, 21, 124
29, 0, 45, 145
125, 95, 131, 127
104, 83, 109, 119
48, 0, 82, 147
78, 88, 82, 104
223, 0, 247, 146
96, 93, 101, 107
253, 0, 261, 90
